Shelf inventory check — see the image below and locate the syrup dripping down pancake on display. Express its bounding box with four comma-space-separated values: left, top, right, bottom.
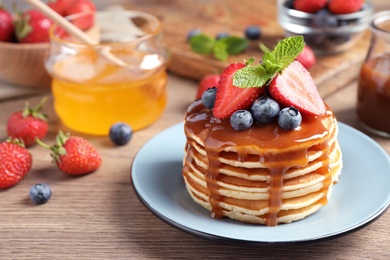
182, 100, 342, 226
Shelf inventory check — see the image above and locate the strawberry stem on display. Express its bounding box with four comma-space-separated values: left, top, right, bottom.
22, 96, 48, 121
6, 137, 26, 148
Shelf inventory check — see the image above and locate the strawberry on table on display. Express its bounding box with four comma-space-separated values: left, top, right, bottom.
37, 131, 102, 175
213, 63, 265, 119
0, 5, 14, 42
196, 74, 220, 99
65, 0, 96, 31
293, 0, 328, 13
14, 9, 54, 43
7, 98, 49, 147
328, 0, 364, 15
295, 44, 316, 70
0, 138, 32, 189
268, 61, 326, 116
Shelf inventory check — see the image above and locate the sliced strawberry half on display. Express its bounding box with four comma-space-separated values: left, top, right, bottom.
268, 61, 326, 116
196, 74, 220, 99
213, 63, 265, 119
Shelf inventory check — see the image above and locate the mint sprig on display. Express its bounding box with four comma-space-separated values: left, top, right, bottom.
233, 36, 304, 88
190, 33, 249, 61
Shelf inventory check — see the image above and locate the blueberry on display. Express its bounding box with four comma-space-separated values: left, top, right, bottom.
29, 183, 52, 205
216, 32, 229, 40
230, 110, 253, 130
109, 122, 133, 146
187, 28, 201, 42
278, 107, 302, 130
201, 87, 217, 109
251, 95, 280, 124
245, 25, 261, 40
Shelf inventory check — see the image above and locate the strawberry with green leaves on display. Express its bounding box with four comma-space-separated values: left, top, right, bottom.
0, 5, 14, 42
213, 63, 265, 119
7, 98, 49, 147
37, 131, 102, 175
14, 9, 54, 43
0, 138, 32, 189
232, 36, 325, 116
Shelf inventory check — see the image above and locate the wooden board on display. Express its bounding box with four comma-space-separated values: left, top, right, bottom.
125, 0, 370, 96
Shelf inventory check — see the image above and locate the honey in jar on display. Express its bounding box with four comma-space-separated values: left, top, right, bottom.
357, 11, 390, 137
45, 10, 169, 135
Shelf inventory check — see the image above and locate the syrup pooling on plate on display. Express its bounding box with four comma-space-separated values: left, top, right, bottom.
183, 100, 335, 226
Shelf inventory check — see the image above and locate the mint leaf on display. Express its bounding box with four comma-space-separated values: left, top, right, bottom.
233, 65, 270, 88
190, 34, 215, 54
268, 36, 304, 70
233, 36, 304, 88
218, 36, 249, 54
245, 57, 255, 65
213, 40, 228, 61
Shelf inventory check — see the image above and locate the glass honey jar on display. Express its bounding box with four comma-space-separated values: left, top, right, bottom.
357, 11, 390, 137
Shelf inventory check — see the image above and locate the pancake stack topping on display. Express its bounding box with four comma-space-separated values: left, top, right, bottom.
183, 36, 342, 226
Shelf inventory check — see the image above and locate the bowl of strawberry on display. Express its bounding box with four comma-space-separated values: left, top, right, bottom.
277, 0, 373, 55
0, 0, 96, 88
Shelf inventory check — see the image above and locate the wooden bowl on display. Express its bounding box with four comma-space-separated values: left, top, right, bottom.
0, 41, 51, 88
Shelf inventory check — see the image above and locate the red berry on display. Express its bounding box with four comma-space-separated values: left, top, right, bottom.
48, 0, 74, 16
295, 45, 316, 70
268, 61, 326, 116
213, 63, 265, 119
0, 138, 32, 189
38, 131, 102, 175
14, 10, 54, 43
0, 7, 14, 42
196, 74, 220, 99
7, 98, 49, 147
328, 0, 364, 15
65, 0, 96, 31
293, 0, 328, 13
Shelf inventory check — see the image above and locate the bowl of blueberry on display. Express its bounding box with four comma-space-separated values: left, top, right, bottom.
277, 0, 373, 54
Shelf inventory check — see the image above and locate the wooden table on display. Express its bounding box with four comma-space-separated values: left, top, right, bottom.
1, 1, 390, 259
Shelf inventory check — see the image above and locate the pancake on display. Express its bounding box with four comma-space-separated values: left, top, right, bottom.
182, 100, 343, 226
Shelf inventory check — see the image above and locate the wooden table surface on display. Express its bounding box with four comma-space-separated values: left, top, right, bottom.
1, 1, 390, 259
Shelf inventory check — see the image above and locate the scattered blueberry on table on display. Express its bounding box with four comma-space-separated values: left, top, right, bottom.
29, 183, 52, 205
109, 123, 133, 146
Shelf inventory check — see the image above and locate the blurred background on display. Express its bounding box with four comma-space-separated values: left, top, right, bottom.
3, 0, 128, 10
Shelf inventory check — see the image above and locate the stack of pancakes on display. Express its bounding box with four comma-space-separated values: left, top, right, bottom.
182, 100, 343, 226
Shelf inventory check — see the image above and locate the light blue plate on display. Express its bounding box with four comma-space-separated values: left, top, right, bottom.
131, 122, 390, 244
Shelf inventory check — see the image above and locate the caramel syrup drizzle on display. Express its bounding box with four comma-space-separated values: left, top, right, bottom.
183, 100, 333, 226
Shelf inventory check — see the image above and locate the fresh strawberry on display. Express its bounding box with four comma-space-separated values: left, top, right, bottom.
0, 6, 14, 42
48, 0, 74, 16
65, 0, 96, 31
14, 10, 54, 43
268, 61, 326, 116
293, 0, 328, 13
0, 138, 32, 189
213, 63, 265, 119
196, 74, 220, 99
37, 131, 102, 175
295, 45, 316, 70
7, 98, 49, 147
328, 0, 364, 15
